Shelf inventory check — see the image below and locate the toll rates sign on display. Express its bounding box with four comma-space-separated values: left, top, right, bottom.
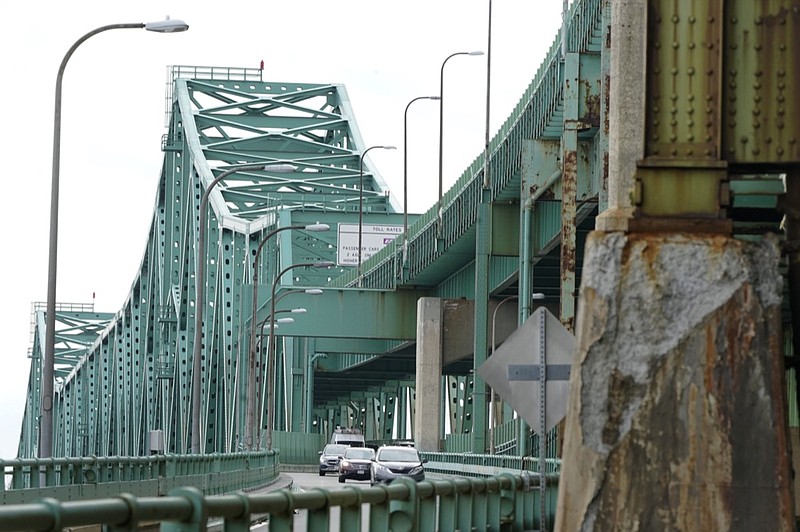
337, 223, 402, 266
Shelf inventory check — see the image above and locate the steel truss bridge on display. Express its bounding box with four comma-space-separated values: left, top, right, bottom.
16, 0, 790, 473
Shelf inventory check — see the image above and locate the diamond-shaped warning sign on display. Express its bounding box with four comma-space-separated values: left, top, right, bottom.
478, 306, 575, 433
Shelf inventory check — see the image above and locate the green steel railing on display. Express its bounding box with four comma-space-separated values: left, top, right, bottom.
0, 475, 557, 531
1, 452, 279, 505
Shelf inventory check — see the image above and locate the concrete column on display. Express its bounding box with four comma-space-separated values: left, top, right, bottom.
555, 233, 793, 530
594, 0, 646, 232
415, 297, 443, 451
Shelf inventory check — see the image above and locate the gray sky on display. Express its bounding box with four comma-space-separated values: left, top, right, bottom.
0, 0, 564, 459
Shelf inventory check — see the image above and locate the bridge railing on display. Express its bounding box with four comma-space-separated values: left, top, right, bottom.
0, 452, 279, 505
0, 475, 557, 531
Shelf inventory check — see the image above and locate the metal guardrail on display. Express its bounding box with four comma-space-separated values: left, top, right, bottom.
1, 452, 279, 505
0, 474, 557, 531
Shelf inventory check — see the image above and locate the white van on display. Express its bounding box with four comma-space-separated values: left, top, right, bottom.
330, 427, 365, 447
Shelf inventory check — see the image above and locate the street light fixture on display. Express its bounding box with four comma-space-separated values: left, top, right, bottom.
41, 17, 189, 460
403, 96, 440, 265
191, 162, 295, 454
437, 50, 483, 238
244, 223, 329, 450
266, 261, 334, 450
357, 145, 396, 285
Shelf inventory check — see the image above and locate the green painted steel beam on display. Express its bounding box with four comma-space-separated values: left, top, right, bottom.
266, 288, 422, 340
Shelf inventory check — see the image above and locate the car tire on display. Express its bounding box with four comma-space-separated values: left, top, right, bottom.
319, 471, 325, 477
338, 476, 345, 483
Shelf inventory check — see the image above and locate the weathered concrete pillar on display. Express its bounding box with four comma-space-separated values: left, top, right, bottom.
415, 297, 442, 451
555, 232, 793, 530
594, 0, 646, 232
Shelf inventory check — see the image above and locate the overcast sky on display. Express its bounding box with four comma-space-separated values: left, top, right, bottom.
0, 0, 565, 459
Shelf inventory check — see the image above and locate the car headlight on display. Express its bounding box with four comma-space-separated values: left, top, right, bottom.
340, 460, 350, 468
373, 463, 391, 474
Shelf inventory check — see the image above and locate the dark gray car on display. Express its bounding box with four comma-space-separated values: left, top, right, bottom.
370, 445, 427, 485
318, 444, 348, 476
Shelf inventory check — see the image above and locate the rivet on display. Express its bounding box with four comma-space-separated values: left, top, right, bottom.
778, 107, 785, 115
704, 149, 712, 156
778, 122, 785, 130
731, 16, 737, 24
688, 120, 694, 127
670, 120, 678, 127
687, 135, 694, 142
708, 16, 715, 23
781, 18, 787, 25
778, 95, 785, 103
752, 147, 760, 155
707, 69, 714, 76
755, 70, 762, 77
741, 136, 749, 144
654, 67, 661, 74
789, 138, 796, 145
671, 149, 678, 156
765, 137, 772, 144
730, 42, 738, 49
670, 135, 678, 142
687, 149, 694, 155
729, 82, 737, 89
653, 134, 659, 141
778, 82, 786, 90
753, 108, 760, 116
755, 16, 763, 25
777, 147, 784, 156
729, 148, 736, 154
707, 42, 714, 49
670, 94, 678, 101
673, 41, 680, 49
687, 107, 695, 115
687, 67, 695, 75
780, 44, 786, 51
672, 15, 680, 23
778, 69, 786, 77
706, 95, 713, 102
672, 68, 679, 75
730, 69, 737, 76
706, 135, 713, 142
729, 95, 737, 102
689, 16, 696, 23
753, 121, 761, 129
653, 106, 660, 113
729, 108, 737, 115
654, 42, 661, 49
755, 44, 762, 51
671, 106, 678, 115
754, 82, 761, 90
754, 95, 761, 103
688, 95, 695, 102
689, 42, 696, 49
729, 121, 737, 128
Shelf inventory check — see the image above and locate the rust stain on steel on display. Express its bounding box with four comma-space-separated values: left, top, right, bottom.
582, 87, 602, 129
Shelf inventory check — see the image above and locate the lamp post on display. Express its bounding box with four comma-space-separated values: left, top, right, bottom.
403, 96, 440, 265
489, 295, 517, 454
192, 162, 295, 454
437, 50, 483, 238
41, 17, 189, 460
245, 224, 328, 450
357, 145, 396, 285
266, 262, 334, 450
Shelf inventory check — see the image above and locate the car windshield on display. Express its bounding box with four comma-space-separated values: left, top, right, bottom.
377, 448, 419, 462
344, 448, 374, 460
323, 445, 347, 456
